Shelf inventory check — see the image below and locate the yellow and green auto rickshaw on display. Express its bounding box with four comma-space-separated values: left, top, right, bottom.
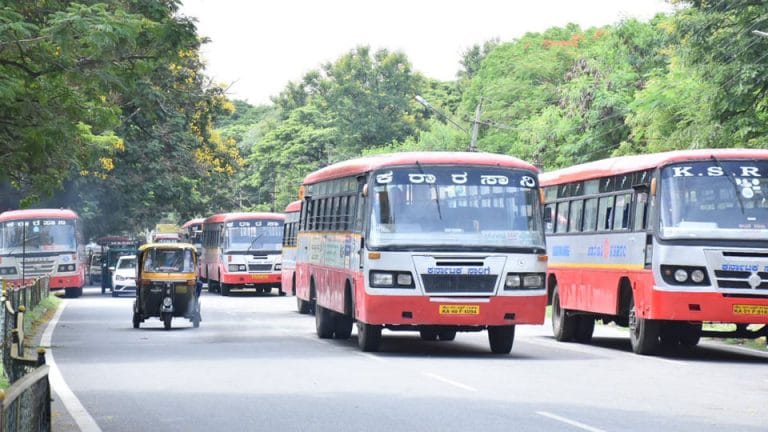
133, 243, 201, 330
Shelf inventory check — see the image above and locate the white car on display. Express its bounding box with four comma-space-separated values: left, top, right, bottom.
112, 255, 137, 297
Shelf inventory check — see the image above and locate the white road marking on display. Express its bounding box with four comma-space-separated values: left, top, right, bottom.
357, 352, 387, 363
41, 301, 103, 432
537, 411, 607, 432
422, 372, 477, 392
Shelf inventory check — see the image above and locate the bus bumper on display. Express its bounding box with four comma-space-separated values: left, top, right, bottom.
357, 294, 547, 326
50, 276, 82, 289
221, 272, 281, 286
644, 288, 768, 324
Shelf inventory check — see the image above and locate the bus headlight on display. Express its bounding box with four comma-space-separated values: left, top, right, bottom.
274, 264, 282, 271
661, 265, 710, 286
57, 264, 76, 272
674, 269, 688, 283
0, 267, 17, 275
504, 273, 545, 290
370, 271, 415, 288
690, 269, 706, 284
228, 264, 246, 272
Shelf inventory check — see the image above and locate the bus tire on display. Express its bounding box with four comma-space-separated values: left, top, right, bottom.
297, 297, 311, 314
551, 285, 576, 341
574, 316, 595, 344
333, 313, 353, 339
315, 305, 335, 339
438, 329, 457, 341
629, 295, 660, 355
220, 283, 230, 296
162, 313, 172, 330
132, 312, 140, 329
419, 328, 438, 341
679, 322, 702, 347
357, 322, 382, 352
488, 325, 515, 354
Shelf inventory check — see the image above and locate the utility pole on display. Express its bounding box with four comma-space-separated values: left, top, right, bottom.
469, 98, 483, 152
415, 95, 483, 152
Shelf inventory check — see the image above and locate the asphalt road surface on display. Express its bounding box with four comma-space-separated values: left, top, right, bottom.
42, 286, 768, 432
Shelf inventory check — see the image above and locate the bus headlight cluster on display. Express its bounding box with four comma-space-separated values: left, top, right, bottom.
0, 267, 17, 275
661, 265, 709, 286
370, 271, 415, 288
57, 264, 76, 272
504, 273, 545, 290
228, 264, 246, 272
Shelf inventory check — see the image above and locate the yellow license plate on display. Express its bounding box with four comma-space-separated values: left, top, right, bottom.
733, 304, 768, 315
439, 305, 480, 315
251, 274, 268, 280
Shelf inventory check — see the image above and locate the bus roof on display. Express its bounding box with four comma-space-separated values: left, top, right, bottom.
203, 212, 285, 225
284, 200, 301, 213
0, 208, 79, 221
302, 151, 539, 185
539, 148, 768, 186
182, 218, 205, 229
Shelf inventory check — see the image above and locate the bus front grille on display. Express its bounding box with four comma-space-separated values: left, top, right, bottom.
714, 270, 768, 290
248, 264, 273, 272
420, 274, 497, 294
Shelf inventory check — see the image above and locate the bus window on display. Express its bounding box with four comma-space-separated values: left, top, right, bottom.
583, 198, 599, 232
598, 196, 615, 231
633, 192, 649, 231
555, 202, 569, 233
569, 199, 584, 232
613, 193, 632, 230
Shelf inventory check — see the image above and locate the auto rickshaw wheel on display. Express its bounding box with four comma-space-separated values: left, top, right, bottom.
162, 313, 172, 330
132, 312, 140, 329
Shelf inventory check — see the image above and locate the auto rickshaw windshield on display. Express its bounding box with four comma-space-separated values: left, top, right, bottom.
142, 248, 194, 273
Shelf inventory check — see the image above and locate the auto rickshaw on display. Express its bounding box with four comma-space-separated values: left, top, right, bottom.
133, 243, 201, 330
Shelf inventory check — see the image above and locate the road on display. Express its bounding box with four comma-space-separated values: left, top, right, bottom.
42, 286, 768, 432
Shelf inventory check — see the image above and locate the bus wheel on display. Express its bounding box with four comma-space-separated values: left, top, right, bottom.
315, 305, 335, 339
679, 322, 702, 347
357, 322, 382, 352
574, 316, 595, 344
132, 312, 140, 329
629, 295, 660, 355
297, 297, 311, 314
419, 328, 438, 341
278, 286, 286, 297
438, 329, 457, 341
220, 284, 230, 296
551, 285, 576, 341
488, 325, 515, 354
333, 313, 353, 340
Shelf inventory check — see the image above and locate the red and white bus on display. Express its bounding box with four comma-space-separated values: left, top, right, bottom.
279, 201, 301, 297
541, 149, 768, 355
0, 209, 86, 297
295, 152, 547, 353
201, 212, 284, 296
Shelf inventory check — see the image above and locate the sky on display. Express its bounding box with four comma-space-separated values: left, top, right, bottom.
179, 0, 677, 105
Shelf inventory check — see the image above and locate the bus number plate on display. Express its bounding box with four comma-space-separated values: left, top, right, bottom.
733, 304, 768, 315
251, 274, 267, 280
439, 305, 480, 315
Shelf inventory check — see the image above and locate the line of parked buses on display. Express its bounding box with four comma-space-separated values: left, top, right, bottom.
2, 149, 768, 355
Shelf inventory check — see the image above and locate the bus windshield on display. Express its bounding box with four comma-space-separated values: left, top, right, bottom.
660, 160, 768, 240
0, 219, 76, 255
223, 220, 283, 253
368, 166, 544, 250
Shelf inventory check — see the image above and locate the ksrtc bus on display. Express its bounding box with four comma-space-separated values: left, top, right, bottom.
0, 209, 86, 297
280, 201, 301, 297
541, 148, 768, 355
295, 152, 547, 353
201, 212, 284, 296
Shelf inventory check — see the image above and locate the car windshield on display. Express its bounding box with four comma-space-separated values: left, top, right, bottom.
368, 166, 544, 250
660, 160, 768, 240
117, 257, 136, 270
223, 220, 283, 253
142, 249, 194, 273
0, 218, 76, 255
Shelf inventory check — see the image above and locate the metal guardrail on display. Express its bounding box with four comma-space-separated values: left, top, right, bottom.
0, 278, 52, 432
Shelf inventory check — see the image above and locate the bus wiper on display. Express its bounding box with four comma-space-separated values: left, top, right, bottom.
710, 155, 745, 215
247, 233, 265, 253
415, 161, 442, 220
